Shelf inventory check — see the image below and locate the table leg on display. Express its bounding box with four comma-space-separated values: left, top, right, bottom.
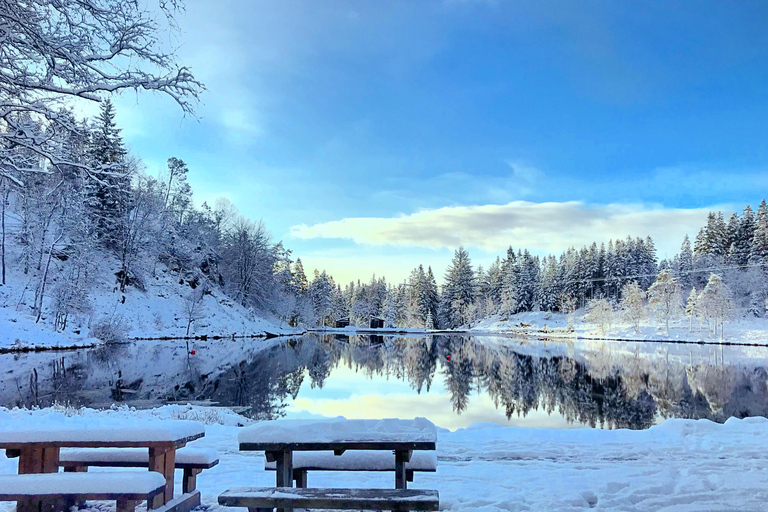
273, 450, 293, 512
274, 450, 293, 487
148, 446, 176, 509
394, 450, 412, 490
17, 445, 63, 512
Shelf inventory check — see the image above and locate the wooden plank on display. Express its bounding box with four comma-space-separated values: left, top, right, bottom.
147, 490, 201, 512
240, 441, 436, 452
218, 487, 439, 511
59, 459, 217, 470
42, 446, 60, 473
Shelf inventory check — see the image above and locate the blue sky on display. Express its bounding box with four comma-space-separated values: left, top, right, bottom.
111, 0, 768, 284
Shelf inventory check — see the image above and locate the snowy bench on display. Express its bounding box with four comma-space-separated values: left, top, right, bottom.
0, 471, 165, 512
264, 450, 437, 487
218, 486, 440, 511
57, 447, 219, 493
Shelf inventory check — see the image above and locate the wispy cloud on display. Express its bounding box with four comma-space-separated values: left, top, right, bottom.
291, 201, 730, 257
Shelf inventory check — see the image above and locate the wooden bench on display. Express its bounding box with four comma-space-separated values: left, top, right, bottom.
264, 450, 437, 487
0, 471, 166, 512
57, 447, 219, 494
219, 486, 440, 511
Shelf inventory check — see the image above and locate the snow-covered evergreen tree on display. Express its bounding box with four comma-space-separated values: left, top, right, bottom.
440, 247, 476, 328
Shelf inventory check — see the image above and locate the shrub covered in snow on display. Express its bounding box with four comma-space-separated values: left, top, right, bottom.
89, 316, 129, 344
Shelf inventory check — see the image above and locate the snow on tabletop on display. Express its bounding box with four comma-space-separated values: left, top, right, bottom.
0, 472, 166, 495
0, 414, 204, 444
59, 447, 218, 465
238, 417, 437, 445
264, 450, 437, 471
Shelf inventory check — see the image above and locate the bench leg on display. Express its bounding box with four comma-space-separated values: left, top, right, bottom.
62, 465, 88, 508
117, 498, 139, 512
183, 467, 202, 493
293, 469, 308, 488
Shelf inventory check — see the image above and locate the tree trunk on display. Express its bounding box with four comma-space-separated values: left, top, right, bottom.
35, 234, 62, 323
1, 184, 6, 285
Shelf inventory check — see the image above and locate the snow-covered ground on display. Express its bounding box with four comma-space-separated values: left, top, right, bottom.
469, 310, 768, 346
0, 255, 299, 350
2, 404, 768, 511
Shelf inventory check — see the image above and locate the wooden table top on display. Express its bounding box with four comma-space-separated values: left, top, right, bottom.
0, 420, 205, 450
238, 418, 437, 452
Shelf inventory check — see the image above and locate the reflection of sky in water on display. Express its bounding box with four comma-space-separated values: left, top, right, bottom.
285, 365, 585, 431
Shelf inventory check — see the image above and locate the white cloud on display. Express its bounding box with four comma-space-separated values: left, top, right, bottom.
291, 200, 731, 258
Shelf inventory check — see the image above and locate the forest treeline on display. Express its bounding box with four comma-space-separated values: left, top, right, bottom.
4, 102, 767, 335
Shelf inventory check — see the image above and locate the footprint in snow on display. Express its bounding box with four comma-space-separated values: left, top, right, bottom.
582, 490, 598, 508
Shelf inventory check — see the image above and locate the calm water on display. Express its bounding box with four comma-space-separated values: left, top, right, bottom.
2, 334, 768, 430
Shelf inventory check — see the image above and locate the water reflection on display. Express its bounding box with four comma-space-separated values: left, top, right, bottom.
1, 334, 768, 430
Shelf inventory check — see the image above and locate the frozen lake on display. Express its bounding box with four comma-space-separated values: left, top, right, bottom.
2, 334, 768, 430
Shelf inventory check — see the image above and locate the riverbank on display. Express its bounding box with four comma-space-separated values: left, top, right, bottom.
1, 404, 766, 512
467, 311, 768, 346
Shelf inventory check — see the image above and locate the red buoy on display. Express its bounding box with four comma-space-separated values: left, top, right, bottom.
446, 355, 451, 361
190, 350, 196, 355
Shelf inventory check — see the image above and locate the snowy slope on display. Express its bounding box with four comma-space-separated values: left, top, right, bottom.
0, 250, 298, 349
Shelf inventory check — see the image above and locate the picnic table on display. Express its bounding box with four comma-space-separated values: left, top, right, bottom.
0, 419, 205, 512
238, 417, 437, 490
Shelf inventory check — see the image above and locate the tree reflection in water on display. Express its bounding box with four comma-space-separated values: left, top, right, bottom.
4, 335, 768, 429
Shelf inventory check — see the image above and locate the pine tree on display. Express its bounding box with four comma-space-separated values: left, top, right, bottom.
86, 99, 130, 248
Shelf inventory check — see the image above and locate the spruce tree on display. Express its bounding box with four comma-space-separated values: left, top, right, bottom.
678, 235, 693, 289
86, 99, 130, 248
440, 247, 476, 328
734, 204, 755, 265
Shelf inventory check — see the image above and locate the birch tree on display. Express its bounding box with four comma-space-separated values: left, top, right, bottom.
620, 282, 645, 333
647, 269, 682, 333
697, 273, 734, 339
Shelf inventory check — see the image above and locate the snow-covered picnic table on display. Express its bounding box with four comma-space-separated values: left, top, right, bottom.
0, 419, 205, 512
238, 417, 437, 490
